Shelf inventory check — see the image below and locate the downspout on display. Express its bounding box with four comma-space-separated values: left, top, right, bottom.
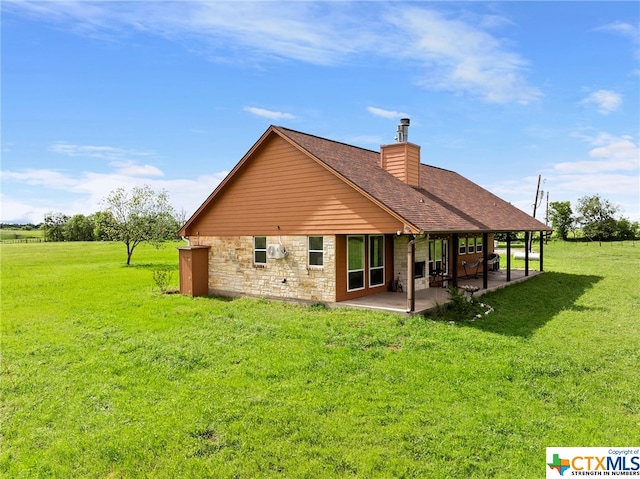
407, 237, 415, 313
406, 234, 428, 314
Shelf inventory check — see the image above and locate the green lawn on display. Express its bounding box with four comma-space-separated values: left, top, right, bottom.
1, 240, 638, 478
0, 228, 43, 243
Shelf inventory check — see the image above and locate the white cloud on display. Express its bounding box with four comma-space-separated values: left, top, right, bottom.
555, 133, 639, 173
243, 106, 295, 121
487, 132, 640, 221
367, 107, 409, 120
1, 166, 229, 224
47, 141, 163, 176
0, 194, 56, 224
543, 132, 640, 220
5, 1, 541, 105
581, 90, 622, 114
596, 21, 639, 39
1, 168, 78, 189
596, 21, 640, 59
110, 161, 164, 177
49, 142, 154, 159
2, 138, 228, 222
387, 7, 542, 104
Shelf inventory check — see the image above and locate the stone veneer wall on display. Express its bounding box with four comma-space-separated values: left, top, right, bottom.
194, 235, 336, 303
393, 236, 430, 290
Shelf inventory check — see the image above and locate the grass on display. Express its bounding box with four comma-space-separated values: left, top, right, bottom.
1, 240, 639, 478
0, 228, 43, 243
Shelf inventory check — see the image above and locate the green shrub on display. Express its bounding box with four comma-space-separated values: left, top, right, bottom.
152, 268, 174, 293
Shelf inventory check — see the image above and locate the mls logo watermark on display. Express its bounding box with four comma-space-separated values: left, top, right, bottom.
547, 448, 640, 478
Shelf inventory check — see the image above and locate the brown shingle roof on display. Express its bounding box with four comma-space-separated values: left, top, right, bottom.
275, 126, 550, 233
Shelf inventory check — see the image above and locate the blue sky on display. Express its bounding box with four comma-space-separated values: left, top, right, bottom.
2, 1, 639, 224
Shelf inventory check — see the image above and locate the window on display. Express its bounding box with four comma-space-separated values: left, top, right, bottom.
254, 236, 266, 265
415, 261, 426, 278
347, 235, 365, 291
468, 237, 476, 254
428, 240, 436, 275
308, 236, 324, 266
429, 239, 444, 275
459, 237, 467, 255
369, 235, 385, 287
442, 239, 449, 273
476, 236, 483, 253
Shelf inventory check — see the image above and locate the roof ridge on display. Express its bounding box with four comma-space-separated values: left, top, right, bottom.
276, 126, 460, 172
274, 125, 380, 155
420, 163, 457, 174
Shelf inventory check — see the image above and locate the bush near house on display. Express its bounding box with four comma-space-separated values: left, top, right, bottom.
1, 240, 638, 478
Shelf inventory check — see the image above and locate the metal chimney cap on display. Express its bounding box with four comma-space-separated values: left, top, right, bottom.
400, 118, 410, 126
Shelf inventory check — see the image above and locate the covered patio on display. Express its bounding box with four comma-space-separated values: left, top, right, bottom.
335, 268, 543, 315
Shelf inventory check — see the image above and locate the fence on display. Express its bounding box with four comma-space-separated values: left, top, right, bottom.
0, 238, 44, 244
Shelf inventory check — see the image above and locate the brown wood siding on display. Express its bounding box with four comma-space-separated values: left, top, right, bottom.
385, 235, 395, 289
406, 144, 421, 187
187, 135, 404, 236
380, 143, 420, 186
453, 233, 495, 278
335, 234, 395, 302
178, 246, 210, 296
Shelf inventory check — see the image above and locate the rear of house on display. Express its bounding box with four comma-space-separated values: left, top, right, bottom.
178, 121, 549, 309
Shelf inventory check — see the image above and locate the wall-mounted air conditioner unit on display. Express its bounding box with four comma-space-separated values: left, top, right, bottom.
267, 244, 287, 259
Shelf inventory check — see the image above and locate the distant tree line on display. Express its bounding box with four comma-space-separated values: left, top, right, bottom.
41, 186, 187, 264
548, 194, 639, 244
0, 223, 42, 230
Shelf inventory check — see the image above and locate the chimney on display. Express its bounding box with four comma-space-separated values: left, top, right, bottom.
396, 118, 410, 143
380, 118, 421, 186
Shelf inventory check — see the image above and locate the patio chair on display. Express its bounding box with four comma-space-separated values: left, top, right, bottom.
487, 253, 500, 271
461, 258, 483, 278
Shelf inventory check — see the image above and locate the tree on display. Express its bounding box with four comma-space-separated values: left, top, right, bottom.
43, 212, 70, 242
575, 194, 619, 245
548, 201, 574, 240
615, 217, 638, 241
101, 185, 177, 265
92, 211, 118, 241
64, 214, 95, 241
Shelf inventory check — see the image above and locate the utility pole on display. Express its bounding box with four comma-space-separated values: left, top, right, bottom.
545, 191, 550, 244
530, 175, 544, 252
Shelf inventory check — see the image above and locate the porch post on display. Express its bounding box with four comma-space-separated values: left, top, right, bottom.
539, 230, 544, 272
451, 233, 459, 288
506, 233, 511, 282
524, 231, 530, 277
482, 232, 489, 289
407, 237, 415, 313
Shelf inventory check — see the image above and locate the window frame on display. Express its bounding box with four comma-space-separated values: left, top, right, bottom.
254, 236, 267, 265
476, 236, 483, 253
369, 235, 385, 288
429, 239, 448, 276
459, 237, 467, 255
347, 235, 365, 292
468, 237, 476, 254
308, 236, 324, 267
415, 261, 426, 278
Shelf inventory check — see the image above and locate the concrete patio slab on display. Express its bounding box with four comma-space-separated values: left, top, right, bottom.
333, 269, 543, 315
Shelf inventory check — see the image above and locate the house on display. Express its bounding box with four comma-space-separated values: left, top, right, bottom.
178, 120, 551, 312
